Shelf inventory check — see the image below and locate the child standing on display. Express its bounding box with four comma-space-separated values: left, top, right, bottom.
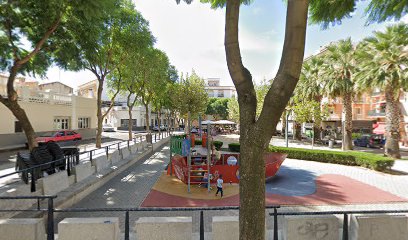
215, 174, 223, 198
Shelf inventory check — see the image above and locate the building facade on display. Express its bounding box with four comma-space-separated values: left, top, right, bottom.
0, 75, 97, 149
204, 78, 237, 98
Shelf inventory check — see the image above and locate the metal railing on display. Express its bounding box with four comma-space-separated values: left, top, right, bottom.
0, 131, 172, 192
1, 195, 408, 240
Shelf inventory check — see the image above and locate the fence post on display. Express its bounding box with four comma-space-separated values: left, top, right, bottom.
342, 213, 349, 240
90, 150, 93, 162
117, 142, 120, 150
66, 157, 71, 176
106, 146, 109, 157
155, 134, 157, 142
47, 197, 55, 240
273, 208, 278, 240
30, 169, 36, 192
127, 140, 130, 149
125, 211, 130, 240
200, 210, 204, 240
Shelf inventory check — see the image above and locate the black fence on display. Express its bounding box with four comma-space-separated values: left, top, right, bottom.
1, 195, 408, 240
0, 131, 171, 193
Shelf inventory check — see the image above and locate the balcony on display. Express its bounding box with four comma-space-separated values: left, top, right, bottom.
327, 114, 341, 120
368, 110, 386, 117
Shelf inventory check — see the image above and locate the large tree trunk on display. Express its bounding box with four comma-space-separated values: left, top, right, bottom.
385, 86, 401, 158
224, 1, 308, 239
96, 78, 104, 148
399, 109, 407, 147
0, 66, 38, 150
342, 93, 353, 150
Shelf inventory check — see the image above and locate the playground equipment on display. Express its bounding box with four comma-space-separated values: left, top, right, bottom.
168, 133, 286, 192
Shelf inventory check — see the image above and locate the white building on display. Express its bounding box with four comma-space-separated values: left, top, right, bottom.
204, 78, 236, 98
0, 75, 97, 149
77, 79, 174, 131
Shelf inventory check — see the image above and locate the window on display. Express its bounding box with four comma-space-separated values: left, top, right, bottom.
54, 117, 70, 130
121, 119, 129, 127
67, 131, 75, 136
355, 108, 362, 115
14, 121, 22, 133
217, 91, 224, 98
78, 117, 90, 129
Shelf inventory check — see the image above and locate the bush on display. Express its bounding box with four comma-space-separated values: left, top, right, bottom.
213, 141, 223, 150
195, 139, 202, 145
269, 146, 394, 172
352, 133, 362, 139
228, 143, 240, 152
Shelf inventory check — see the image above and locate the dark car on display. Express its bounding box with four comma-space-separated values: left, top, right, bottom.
353, 134, 384, 148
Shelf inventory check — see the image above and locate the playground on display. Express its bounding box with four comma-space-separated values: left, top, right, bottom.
141, 134, 408, 207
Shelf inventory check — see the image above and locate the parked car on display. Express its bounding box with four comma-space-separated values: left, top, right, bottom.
36, 130, 82, 144
102, 124, 115, 132
353, 134, 384, 148
160, 125, 167, 131
153, 125, 160, 131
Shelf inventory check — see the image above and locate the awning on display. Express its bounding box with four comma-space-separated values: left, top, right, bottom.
201, 120, 215, 125
213, 120, 236, 125
373, 122, 385, 134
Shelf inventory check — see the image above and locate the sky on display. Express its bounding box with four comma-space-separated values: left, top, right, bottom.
42, 0, 407, 89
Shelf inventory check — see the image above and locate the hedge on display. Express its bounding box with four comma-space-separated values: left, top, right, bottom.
195, 139, 202, 145
213, 141, 223, 150
228, 143, 240, 152
269, 146, 394, 172
222, 142, 394, 171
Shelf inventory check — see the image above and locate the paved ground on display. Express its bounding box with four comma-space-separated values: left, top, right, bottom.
48, 137, 408, 237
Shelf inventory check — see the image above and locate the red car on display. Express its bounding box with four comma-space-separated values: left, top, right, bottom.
36, 130, 82, 144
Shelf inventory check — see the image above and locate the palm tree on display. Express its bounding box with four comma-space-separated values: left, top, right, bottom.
298, 55, 326, 141
322, 38, 357, 150
355, 23, 408, 159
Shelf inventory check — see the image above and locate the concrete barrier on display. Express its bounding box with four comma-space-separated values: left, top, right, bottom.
73, 162, 95, 182
350, 214, 408, 240
58, 217, 120, 240
41, 170, 69, 195
283, 215, 340, 240
212, 216, 239, 240
0, 218, 46, 240
135, 217, 192, 240
121, 148, 130, 160
130, 144, 138, 154
92, 155, 110, 172
108, 150, 120, 164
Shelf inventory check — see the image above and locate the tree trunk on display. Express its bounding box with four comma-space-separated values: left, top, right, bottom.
96, 78, 104, 148
0, 66, 39, 150
399, 105, 407, 146
313, 125, 321, 142
224, 1, 308, 240
128, 106, 133, 141
158, 109, 162, 135
342, 93, 353, 150
385, 86, 401, 158
281, 111, 287, 137
294, 121, 302, 141
144, 104, 150, 133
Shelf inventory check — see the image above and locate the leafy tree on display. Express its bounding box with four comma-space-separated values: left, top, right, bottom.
322, 38, 357, 151
177, 0, 405, 239
171, 71, 208, 131
227, 97, 240, 123
355, 23, 408, 158
0, 0, 112, 150
206, 98, 230, 120
58, 0, 154, 148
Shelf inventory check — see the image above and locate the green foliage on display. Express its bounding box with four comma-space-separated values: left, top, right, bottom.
355, 23, 408, 95
292, 99, 329, 126
269, 146, 394, 171
255, 79, 271, 118
213, 141, 223, 150
227, 97, 240, 123
195, 139, 202, 145
228, 143, 240, 152
352, 133, 362, 139
206, 98, 230, 120
170, 71, 209, 119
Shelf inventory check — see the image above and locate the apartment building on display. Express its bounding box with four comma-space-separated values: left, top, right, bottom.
205, 78, 237, 98
0, 74, 97, 149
